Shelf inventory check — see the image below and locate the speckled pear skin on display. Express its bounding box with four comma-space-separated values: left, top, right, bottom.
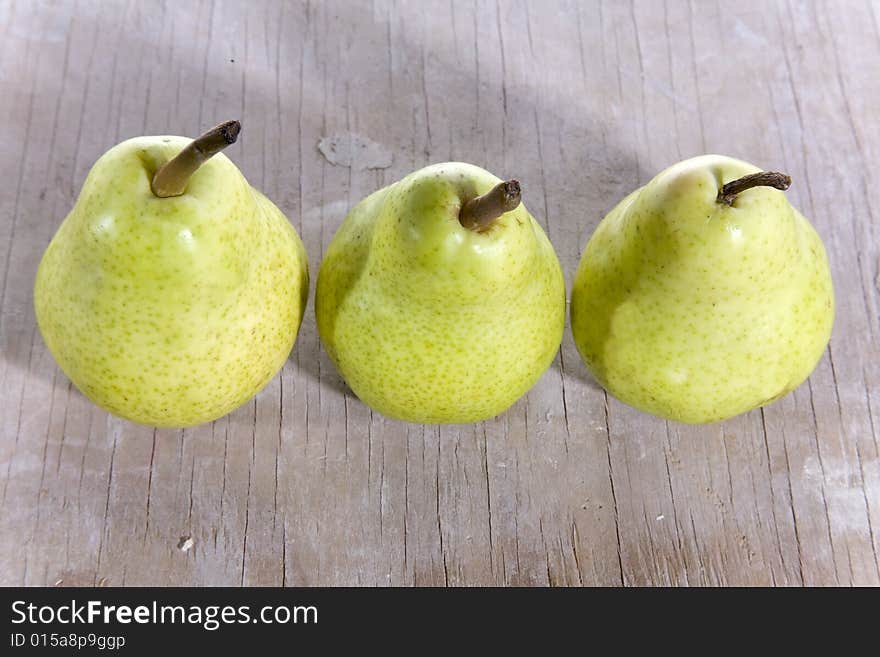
34, 136, 309, 427
316, 162, 565, 424
571, 154, 834, 424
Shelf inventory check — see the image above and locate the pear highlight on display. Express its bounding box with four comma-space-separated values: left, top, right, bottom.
316, 162, 565, 424
570, 154, 834, 424
34, 122, 309, 427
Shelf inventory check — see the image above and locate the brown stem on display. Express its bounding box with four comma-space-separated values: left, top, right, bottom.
150, 120, 241, 198
716, 171, 791, 206
459, 180, 522, 232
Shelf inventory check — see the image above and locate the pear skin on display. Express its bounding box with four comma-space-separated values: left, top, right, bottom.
316, 162, 565, 424
34, 132, 309, 427
571, 154, 834, 423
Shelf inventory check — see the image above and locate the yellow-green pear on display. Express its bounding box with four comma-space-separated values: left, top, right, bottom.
316, 162, 565, 424
34, 121, 308, 427
571, 154, 834, 423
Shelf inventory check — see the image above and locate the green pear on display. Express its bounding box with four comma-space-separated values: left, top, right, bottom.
571, 154, 834, 423
34, 121, 308, 427
316, 162, 565, 424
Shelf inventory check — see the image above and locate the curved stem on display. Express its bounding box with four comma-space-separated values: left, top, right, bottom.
459, 180, 522, 232
716, 171, 791, 206
151, 120, 241, 198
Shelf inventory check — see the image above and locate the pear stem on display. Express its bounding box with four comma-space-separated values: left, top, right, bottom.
150, 120, 241, 198
459, 180, 522, 232
716, 171, 791, 206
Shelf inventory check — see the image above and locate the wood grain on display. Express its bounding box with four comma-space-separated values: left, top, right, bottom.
1, 0, 877, 586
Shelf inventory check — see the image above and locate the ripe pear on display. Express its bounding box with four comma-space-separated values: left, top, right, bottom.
571, 154, 834, 424
34, 121, 309, 427
316, 162, 565, 424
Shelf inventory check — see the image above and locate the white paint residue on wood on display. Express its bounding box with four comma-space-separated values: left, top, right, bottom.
317, 133, 393, 170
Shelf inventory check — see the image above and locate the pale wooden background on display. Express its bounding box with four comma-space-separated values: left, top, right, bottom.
1, 0, 877, 586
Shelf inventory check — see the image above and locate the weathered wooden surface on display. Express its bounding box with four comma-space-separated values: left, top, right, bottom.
1, 0, 878, 586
